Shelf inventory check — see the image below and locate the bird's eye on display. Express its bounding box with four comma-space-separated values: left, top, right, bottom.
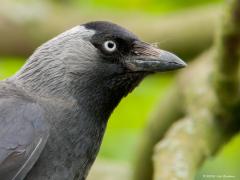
103, 40, 117, 52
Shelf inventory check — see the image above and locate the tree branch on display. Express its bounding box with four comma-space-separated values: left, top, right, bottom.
0, 2, 220, 58
153, 114, 224, 180
214, 0, 240, 113
152, 0, 240, 178
152, 50, 227, 180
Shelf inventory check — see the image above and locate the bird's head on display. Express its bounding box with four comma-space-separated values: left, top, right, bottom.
59, 21, 186, 95
16, 21, 186, 109
83, 21, 186, 73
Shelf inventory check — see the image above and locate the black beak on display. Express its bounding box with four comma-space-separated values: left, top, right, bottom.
125, 41, 187, 72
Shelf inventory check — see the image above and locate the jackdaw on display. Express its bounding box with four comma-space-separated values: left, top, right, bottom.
0, 21, 186, 180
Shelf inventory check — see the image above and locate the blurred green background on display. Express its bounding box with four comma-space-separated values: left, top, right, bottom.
1, 0, 239, 179
55, 0, 221, 13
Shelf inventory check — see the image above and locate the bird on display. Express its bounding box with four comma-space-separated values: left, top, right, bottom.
0, 21, 186, 180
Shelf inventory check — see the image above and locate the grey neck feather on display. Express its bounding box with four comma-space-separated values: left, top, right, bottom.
12, 26, 97, 99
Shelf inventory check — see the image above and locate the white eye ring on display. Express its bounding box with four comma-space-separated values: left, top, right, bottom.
103, 40, 117, 52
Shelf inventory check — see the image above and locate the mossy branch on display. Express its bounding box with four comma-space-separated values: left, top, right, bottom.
214, 0, 240, 113
153, 114, 224, 180
152, 50, 227, 180
152, 0, 240, 179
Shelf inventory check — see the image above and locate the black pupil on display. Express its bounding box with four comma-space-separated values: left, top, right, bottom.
107, 42, 114, 49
